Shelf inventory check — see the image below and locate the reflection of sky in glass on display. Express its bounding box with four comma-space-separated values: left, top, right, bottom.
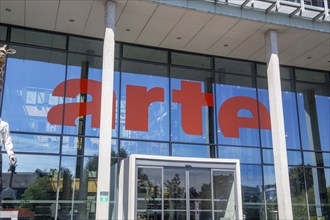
120, 72, 169, 141
240, 165, 262, 189
218, 146, 261, 164
3, 57, 65, 133
5, 154, 60, 172
258, 89, 301, 149
298, 94, 330, 151
11, 133, 60, 154
121, 140, 169, 156
62, 136, 99, 156
172, 144, 210, 158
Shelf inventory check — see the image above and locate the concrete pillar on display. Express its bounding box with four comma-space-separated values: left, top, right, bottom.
265, 30, 293, 220
96, 1, 115, 219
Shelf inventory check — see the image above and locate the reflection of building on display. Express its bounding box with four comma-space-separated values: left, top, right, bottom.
0, 0, 329, 219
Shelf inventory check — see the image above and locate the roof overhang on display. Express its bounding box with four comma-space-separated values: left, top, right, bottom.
0, 0, 329, 71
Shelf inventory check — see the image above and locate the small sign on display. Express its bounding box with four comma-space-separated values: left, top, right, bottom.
99, 191, 109, 203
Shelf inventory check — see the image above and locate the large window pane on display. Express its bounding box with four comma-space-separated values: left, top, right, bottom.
256, 64, 293, 79
62, 136, 99, 156
171, 67, 214, 144
213, 170, 236, 219
164, 167, 186, 213
68, 36, 103, 56
138, 167, 162, 219
258, 79, 301, 149
216, 74, 260, 146
243, 205, 266, 220
171, 52, 212, 69
2, 46, 66, 133
297, 83, 330, 152
304, 152, 330, 167
189, 169, 211, 211
218, 146, 261, 164
288, 166, 308, 219
0, 25, 7, 41
172, 144, 210, 158
305, 168, 330, 218
287, 150, 303, 166
1, 154, 59, 218
263, 166, 276, 203
11, 133, 60, 154
120, 140, 169, 157
240, 165, 263, 203
120, 61, 169, 141
215, 58, 254, 75
123, 44, 167, 63
59, 156, 98, 220
295, 69, 329, 83
263, 149, 274, 164
11, 28, 66, 49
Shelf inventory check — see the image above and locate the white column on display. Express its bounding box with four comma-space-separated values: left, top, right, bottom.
265, 30, 293, 220
96, 1, 115, 219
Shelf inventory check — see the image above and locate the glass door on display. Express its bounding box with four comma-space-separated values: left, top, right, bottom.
163, 167, 187, 220
136, 166, 237, 220
212, 170, 236, 219
189, 169, 212, 220
137, 167, 163, 220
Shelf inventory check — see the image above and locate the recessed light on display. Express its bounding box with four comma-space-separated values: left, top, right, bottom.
69, 19, 75, 22
125, 28, 131, 32
5, 8, 12, 12
177, 37, 182, 40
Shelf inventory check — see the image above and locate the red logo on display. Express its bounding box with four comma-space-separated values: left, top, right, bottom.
47, 79, 271, 138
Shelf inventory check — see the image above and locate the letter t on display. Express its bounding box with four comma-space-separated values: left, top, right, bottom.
172, 81, 214, 135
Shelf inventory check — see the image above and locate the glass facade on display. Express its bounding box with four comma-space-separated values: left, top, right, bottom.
0, 25, 329, 220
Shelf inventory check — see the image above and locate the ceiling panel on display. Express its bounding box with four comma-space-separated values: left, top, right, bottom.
228, 29, 266, 59
116, 12, 153, 42
290, 43, 330, 67
280, 32, 329, 64
152, 4, 186, 22
247, 47, 266, 62
184, 15, 239, 53
0, 0, 25, 26
135, 5, 186, 46
84, 0, 105, 38
115, 1, 157, 43
307, 54, 330, 71
209, 19, 264, 56
160, 10, 213, 50
26, 0, 59, 31
55, 0, 93, 35
135, 17, 179, 46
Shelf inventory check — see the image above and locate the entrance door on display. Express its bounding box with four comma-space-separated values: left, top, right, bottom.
136, 166, 236, 220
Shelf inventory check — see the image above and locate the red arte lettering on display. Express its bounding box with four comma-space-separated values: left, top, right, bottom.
47, 79, 271, 138
172, 81, 214, 135
219, 96, 271, 138
126, 85, 164, 131
47, 79, 116, 129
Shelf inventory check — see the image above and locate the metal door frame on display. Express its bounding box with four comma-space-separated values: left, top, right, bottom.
116, 155, 243, 220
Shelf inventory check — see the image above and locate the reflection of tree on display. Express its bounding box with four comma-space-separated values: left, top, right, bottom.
164, 174, 185, 219
137, 169, 162, 220
21, 170, 55, 217
190, 183, 211, 211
